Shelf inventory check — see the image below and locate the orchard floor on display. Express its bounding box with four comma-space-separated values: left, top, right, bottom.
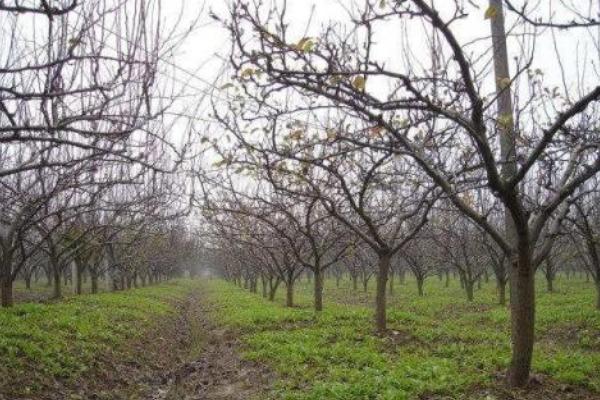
201, 276, 600, 400
2, 277, 599, 399
0, 280, 270, 400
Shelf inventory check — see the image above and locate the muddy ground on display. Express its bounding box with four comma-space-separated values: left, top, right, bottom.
11, 289, 272, 400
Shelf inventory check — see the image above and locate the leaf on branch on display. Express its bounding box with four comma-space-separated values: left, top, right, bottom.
498, 77, 511, 89
329, 75, 343, 85
326, 128, 337, 141
240, 68, 255, 79
497, 113, 514, 130
484, 5, 498, 20
352, 76, 366, 91
288, 129, 304, 141
294, 37, 316, 52
212, 158, 229, 168
392, 118, 409, 129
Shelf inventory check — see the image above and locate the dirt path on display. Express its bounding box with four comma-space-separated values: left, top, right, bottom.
149, 290, 273, 400
27, 287, 271, 400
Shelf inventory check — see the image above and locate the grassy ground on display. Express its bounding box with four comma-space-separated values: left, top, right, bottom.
0, 279, 202, 397
202, 276, 600, 400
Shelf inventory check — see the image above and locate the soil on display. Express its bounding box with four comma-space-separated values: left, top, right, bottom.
420, 373, 600, 400
5, 288, 272, 400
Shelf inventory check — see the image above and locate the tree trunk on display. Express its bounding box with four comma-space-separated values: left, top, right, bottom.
352, 274, 358, 290
53, 267, 62, 299
1, 275, 13, 307
416, 278, 424, 297
498, 280, 506, 306
46, 268, 52, 287
25, 276, 32, 290
91, 273, 99, 294
546, 274, 554, 293
76, 265, 83, 295
268, 278, 279, 301
445, 270, 450, 288
489, 0, 532, 387
314, 268, 323, 312
595, 280, 600, 310
285, 281, 294, 307
261, 276, 267, 298
389, 270, 395, 296
508, 251, 535, 387
375, 254, 390, 333
465, 281, 474, 302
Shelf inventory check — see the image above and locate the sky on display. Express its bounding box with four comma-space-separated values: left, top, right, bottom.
162, 0, 599, 131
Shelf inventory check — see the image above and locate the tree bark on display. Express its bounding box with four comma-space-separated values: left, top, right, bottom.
416, 277, 424, 297
546, 274, 554, 293
91, 272, 99, 294
285, 281, 294, 307
53, 267, 62, 299
507, 251, 535, 387
375, 254, 390, 333
465, 281, 474, 302
75, 264, 83, 295
314, 268, 323, 312
445, 270, 450, 288
498, 280, 507, 306
1, 275, 13, 307
489, 0, 533, 387
595, 280, 600, 310
268, 278, 280, 301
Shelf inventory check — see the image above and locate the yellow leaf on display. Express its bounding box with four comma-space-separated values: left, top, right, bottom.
484, 5, 498, 20
295, 37, 316, 52
497, 113, 514, 129
241, 68, 255, 79
498, 77, 511, 89
326, 128, 337, 141
289, 129, 304, 141
352, 76, 366, 91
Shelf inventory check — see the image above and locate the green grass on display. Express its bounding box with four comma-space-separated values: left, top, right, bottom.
202, 276, 600, 399
0, 279, 200, 392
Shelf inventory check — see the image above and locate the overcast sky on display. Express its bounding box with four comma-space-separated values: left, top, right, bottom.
163, 0, 599, 132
